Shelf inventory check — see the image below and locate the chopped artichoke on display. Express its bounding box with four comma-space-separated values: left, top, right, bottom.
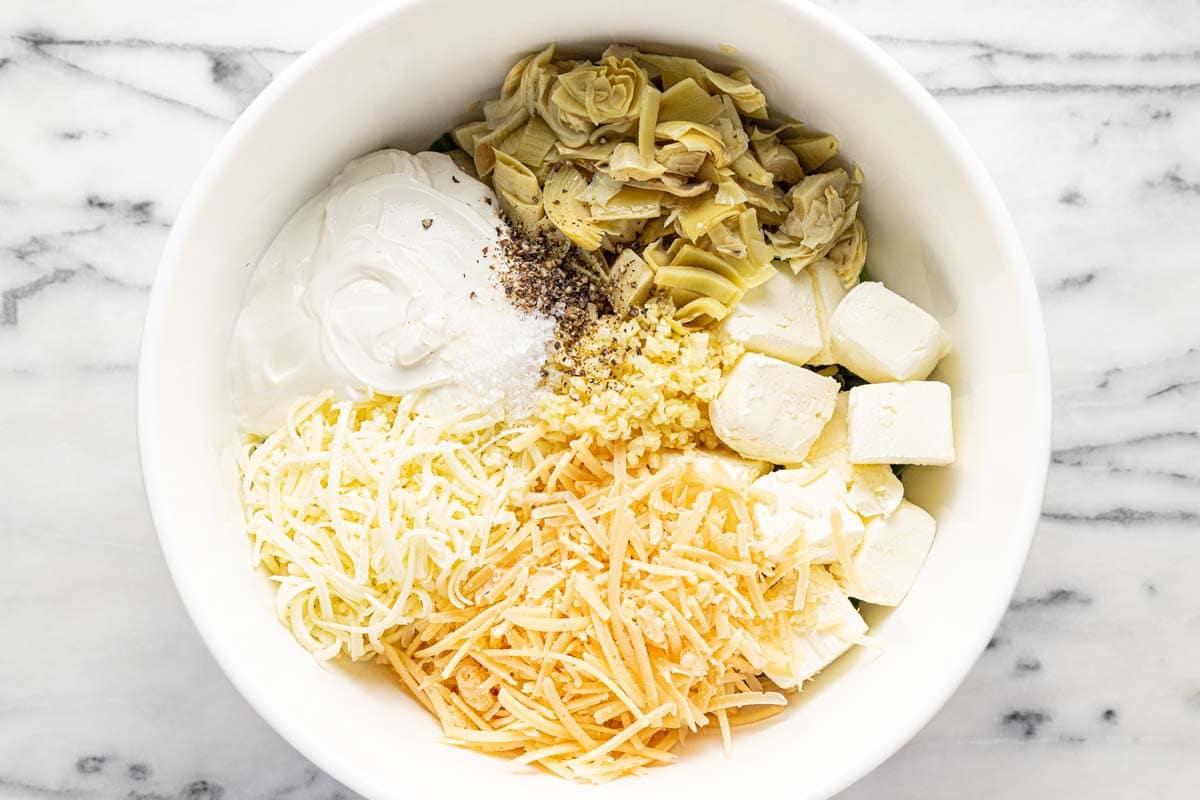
459, 44, 868, 330
637, 53, 768, 119
643, 237, 685, 266
510, 116, 559, 167
730, 151, 775, 188
588, 117, 639, 144
785, 133, 841, 172
636, 52, 708, 90
655, 120, 728, 167
657, 77, 724, 124
500, 51, 536, 98
751, 132, 804, 184
472, 107, 530, 176
577, 172, 624, 207
669, 243, 746, 288
676, 192, 743, 241
601, 43, 639, 62
491, 150, 544, 231
544, 164, 607, 250
653, 265, 742, 305
825, 217, 867, 288
675, 295, 732, 325
738, 180, 789, 215
608, 248, 655, 314
699, 162, 749, 206
451, 120, 491, 157
707, 222, 747, 258
627, 175, 712, 198
548, 140, 619, 163
609, 142, 666, 181
589, 187, 664, 221
773, 168, 862, 269
551, 56, 650, 134
714, 96, 750, 163
655, 142, 708, 177
637, 85, 661, 162
710, 66, 768, 119
722, 208, 777, 287
639, 217, 673, 247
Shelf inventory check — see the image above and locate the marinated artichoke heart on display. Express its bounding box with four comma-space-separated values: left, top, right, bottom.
825, 217, 868, 288
771, 167, 863, 272
447, 44, 869, 326
491, 150, 545, 232
552, 57, 649, 130
608, 248, 655, 314
609, 142, 667, 181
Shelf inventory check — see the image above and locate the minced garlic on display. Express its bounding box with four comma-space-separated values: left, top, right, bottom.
537, 298, 743, 461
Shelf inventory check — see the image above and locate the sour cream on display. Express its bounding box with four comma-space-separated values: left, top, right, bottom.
231, 150, 553, 435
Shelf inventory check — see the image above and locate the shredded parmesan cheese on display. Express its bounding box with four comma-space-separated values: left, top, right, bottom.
386, 437, 808, 782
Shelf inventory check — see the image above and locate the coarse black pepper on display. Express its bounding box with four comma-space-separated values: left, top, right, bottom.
493, 217, 613, 349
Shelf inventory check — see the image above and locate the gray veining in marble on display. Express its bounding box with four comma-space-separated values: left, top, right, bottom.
2, 0, 1199, 798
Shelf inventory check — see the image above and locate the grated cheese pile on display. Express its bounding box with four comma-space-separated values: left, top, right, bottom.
239, 394, 866, 783
238, 392, 535, 660
537, 299, 742, 463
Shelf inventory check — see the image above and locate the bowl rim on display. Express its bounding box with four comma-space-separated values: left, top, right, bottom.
137, 1, 1052, 797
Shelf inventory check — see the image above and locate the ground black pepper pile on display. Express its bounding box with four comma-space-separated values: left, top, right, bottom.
493, 220, 614, 348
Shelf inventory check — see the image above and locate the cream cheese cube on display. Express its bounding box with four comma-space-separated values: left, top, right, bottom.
845, 464, 904, 518
806, 260, 848, 366
805, 391, 852, 481
681, 448, 771, 485
805, 394, 904, 516
764, 566, 867, 688
710, 353, 840, 464
830, 282, 949, 382
846, 500, 936, 606
751, 468, 865, 562
847, 381, 955, 465
720, 271, 822, 365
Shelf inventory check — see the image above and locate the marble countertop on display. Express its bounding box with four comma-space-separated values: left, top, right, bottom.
2, 0, 1198, 797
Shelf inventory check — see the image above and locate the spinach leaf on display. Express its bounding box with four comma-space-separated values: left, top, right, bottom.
428, 131, 457, 153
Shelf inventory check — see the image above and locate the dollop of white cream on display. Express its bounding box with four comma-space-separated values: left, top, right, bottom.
231, 150, 553, 435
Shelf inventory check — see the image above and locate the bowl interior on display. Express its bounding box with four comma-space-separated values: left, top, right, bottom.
139, 1, 1049, 799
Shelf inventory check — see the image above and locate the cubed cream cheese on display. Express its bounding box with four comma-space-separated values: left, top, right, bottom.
751, 468, 865, 562
807, 260, 848, 366
830, 282, 949, 382
805, 390, 852, 481
710, 353, 840, 464
803, 392, 906, 516
720, 270, 822, 365
845, 464, 904, 518
845, 499, 936, 606
764, 566, 867, 688
847, 381, 955, 465
680, 447, 771, 485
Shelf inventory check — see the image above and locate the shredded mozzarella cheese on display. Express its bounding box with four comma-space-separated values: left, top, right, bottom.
240, 393, 535, 660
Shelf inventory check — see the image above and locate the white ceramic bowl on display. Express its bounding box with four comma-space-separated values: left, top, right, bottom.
138, 1, 1050, 798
